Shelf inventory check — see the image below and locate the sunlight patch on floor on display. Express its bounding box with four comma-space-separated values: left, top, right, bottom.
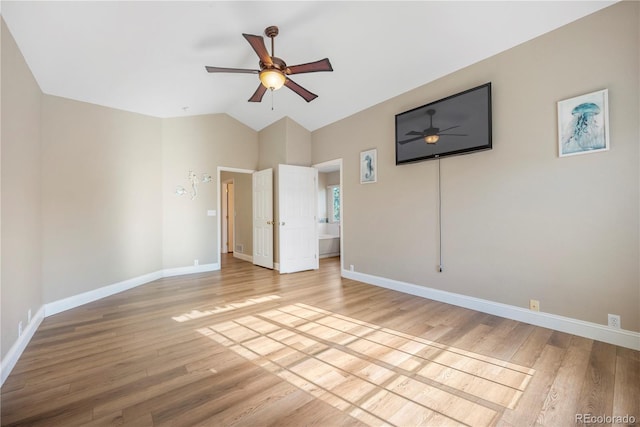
197, 303, 535, 426
171, 295, 281, 322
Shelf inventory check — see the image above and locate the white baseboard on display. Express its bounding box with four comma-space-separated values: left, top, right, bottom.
45, 270, 164, 317
319, 252, 340, 259
1, 306, 45, 385
162, 263, 219, 278
45, 263, 219, 317
233, 252, 252, 263
342, 269, 640, 351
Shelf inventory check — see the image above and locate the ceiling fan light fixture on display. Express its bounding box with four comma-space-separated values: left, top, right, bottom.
425, 134, 439, 144
259, 69, 286, 91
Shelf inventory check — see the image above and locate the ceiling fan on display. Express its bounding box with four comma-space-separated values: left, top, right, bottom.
205, 26, 333, 103
399, 109, 467, 145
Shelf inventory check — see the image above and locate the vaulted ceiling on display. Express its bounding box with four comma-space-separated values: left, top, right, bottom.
1, 1, 615, 131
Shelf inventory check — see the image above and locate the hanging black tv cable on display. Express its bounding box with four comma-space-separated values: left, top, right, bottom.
438, 157, 443, 273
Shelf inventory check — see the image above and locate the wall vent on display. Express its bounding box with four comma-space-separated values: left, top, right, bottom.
235, 244, 243, 253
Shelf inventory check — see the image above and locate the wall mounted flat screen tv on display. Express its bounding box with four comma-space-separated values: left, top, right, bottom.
395, 82, 492, 165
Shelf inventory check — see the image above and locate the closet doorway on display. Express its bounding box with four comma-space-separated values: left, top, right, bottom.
217, 167, 254, 268
221, 180, 234, 254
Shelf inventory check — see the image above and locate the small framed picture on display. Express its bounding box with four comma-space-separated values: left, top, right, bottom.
557, 89, 609, 157
360, 149, 377, 184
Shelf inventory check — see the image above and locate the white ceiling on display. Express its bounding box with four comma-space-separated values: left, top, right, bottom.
2, 1, 615, 132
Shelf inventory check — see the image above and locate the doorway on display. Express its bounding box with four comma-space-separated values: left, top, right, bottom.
313, 159, 343, 272
217, 167, 254, 268
217, 162, 343, 273
221, 180, 234, 254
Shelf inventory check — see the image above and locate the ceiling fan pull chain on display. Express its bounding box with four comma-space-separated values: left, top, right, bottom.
271, 89, 275, 111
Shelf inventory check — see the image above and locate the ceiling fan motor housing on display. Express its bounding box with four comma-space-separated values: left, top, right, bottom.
262, 57, 287, 72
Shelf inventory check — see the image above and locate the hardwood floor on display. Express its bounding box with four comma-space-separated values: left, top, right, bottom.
2, 255, 638, 426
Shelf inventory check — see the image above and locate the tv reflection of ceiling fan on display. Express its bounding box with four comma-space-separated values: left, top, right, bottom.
205, 25, 333, 103
399, 109, 467, 145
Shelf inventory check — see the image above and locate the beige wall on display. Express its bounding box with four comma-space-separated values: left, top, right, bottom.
221, 171, 253, 257
41, 95, 163, 303
285, 118, 312, 166
258, 118, 287, 171
312, 2, 640, 331
1, 19, 43, 359
326, 171, 340, 186
162, 114, 258, 269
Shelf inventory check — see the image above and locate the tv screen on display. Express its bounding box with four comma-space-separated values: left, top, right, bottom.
395, 83, 492, 165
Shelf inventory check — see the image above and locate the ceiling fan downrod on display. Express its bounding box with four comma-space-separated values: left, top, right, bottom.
265, 26, 279, 58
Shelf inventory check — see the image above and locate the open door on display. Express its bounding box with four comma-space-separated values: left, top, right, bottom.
278, 164, 318, 273
253, 168, 274, 269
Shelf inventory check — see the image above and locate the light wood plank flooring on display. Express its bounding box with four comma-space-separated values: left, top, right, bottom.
2, 255, 638, 426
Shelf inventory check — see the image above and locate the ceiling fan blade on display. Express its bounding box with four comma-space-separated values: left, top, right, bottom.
438, 125, 460, 133
439, 133, 468, 136
242, 33, 272, 66
405, 130, 424, 136
248, 84, 268, 103
287, 58, 333, 75
398, 136, 424, 145
284, 78, 318, 102
205, 66, 259, 74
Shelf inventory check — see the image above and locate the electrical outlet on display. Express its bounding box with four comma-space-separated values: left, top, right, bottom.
18, 321, 23, 337
194, 259, 199, 266
350, 264, 354, 272
529, 299, 540, 312
608, 314, 621, 329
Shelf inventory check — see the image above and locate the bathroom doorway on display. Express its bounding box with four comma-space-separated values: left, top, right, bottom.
313, 159, 343, 272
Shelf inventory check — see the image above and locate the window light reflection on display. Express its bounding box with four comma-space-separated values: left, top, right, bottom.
197, 303, 534, 426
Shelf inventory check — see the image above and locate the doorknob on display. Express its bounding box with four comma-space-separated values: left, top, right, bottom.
280, 221, 285, 226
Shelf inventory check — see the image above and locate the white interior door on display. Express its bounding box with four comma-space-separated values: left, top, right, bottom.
253, 168, 274, 269
278, 164, 318, 273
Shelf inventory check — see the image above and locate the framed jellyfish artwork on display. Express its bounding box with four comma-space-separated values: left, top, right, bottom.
557, 89, 610, 157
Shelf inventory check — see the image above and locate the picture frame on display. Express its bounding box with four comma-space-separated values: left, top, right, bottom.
360, 149, 377, 184
557, 89, 609, 157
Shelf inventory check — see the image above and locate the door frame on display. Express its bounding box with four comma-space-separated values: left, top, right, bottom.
217, 166, 254, 268
312, 158, 344, 273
